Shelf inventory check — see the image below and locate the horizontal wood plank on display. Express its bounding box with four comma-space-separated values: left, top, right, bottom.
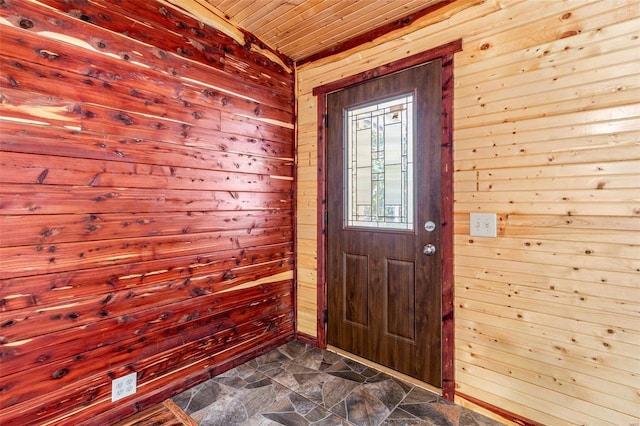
0, 210, 291, 246
0, 0, 295, 424
295, 1, 640, 424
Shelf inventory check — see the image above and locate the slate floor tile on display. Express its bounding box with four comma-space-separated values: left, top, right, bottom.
173, 341, 505, 426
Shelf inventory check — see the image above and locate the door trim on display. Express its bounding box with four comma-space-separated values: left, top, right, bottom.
312, 39, 461, 401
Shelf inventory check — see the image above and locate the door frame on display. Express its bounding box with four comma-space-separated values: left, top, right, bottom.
312, 39, 461, 401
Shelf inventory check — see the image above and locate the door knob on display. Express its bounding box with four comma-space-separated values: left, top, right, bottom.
423, 244, 437, 256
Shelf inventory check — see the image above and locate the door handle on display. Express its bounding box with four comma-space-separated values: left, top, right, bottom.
423, 244, 437, 256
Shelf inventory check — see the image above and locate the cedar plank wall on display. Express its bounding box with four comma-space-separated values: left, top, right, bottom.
296, 0, 639, 425
0, 0, 294, 424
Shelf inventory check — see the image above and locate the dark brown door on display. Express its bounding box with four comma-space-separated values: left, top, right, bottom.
327, 60, 442, 387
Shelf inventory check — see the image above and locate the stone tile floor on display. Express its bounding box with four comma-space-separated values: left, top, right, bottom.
173, 341, 504, 426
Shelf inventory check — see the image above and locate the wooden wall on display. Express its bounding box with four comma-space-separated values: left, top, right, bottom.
296, 0, 639, 424
0, 0, 294, 424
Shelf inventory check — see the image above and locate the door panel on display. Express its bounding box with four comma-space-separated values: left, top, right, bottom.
327, 60, 442, 387
344, 253, 368, 326
386, 259, 415, 340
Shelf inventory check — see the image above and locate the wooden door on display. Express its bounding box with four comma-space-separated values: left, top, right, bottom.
327, 60, 442, 387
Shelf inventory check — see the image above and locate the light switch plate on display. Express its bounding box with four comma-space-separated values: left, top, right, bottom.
470, 213, 497, 237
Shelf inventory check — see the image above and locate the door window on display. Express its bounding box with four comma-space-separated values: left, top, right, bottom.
345, 94, 414, 230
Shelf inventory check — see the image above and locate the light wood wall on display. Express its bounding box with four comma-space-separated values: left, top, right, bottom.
0, 1, 294, 424
295, 0, 640, 424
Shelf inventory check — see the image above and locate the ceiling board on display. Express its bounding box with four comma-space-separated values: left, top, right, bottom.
278, 0, 436, 59
202, 0, 447, 62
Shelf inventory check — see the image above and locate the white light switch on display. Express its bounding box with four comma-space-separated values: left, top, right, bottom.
470, 213, 497, 237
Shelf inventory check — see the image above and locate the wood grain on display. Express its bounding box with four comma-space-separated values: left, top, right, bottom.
112, 399, 196, 426
0, 0, 294, 424
295, 0, 640, 425
207, 0, 448, 62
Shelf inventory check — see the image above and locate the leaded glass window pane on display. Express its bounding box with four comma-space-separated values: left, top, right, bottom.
345, 94, 414, 230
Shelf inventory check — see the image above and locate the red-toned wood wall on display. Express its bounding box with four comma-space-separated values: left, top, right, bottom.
0, 1, 295, 424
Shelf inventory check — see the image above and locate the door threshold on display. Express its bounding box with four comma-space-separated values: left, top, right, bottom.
326, 345, 443, 396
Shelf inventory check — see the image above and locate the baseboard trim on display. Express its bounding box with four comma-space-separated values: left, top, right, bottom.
455, 392, 544, 426
295, 331, 319, 346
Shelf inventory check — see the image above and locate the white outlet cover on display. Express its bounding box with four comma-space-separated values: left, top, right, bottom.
112, 372, 137, 402
470, 213, 497, 237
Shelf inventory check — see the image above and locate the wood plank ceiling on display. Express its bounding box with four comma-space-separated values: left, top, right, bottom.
196, 0, 447, 62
